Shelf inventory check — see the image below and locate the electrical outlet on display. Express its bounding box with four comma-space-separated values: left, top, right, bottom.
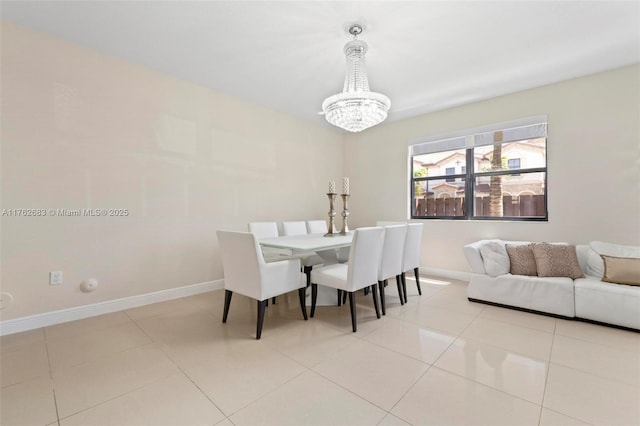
50, 271, 63, 285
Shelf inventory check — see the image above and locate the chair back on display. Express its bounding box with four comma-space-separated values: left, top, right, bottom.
403, 223, 424, 271
306, 220, 328, 234
248, 222, 279, 238
217, 230, 264, 300
378, 224, 407, 281
346, 227, 384, 291
376, 221, 406, 227
282, 221, 308, 236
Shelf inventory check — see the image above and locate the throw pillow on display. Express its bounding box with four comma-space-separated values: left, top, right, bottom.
601, 255, 640, 286
586, 241, 640, 278
479, 241, 510, 277
533, 243, 584, 279
506, 243, 537, 276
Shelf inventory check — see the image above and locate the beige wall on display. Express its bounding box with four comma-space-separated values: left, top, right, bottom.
2, 21, 639, 322
0, 23, 344, 320
345, 64, 640, 272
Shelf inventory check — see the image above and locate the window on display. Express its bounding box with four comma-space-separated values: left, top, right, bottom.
508, 158, 521, 176
508, 158, 521, 169
445, 167, 455, 182
409, 117, 547, 220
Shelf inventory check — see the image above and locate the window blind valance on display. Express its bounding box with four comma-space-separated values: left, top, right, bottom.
409, 115, 547, 155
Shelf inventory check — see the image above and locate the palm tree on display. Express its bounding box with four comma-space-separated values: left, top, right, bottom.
489, 131, 503, 216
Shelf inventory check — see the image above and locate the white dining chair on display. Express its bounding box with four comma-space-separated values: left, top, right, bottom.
248, 221, 279, 238
400, 223, 424, 303
306, 220, 328, 234
377, 224, 407, 315
248, 221, 290, 260
282, 221, 308, 236
217, 230, 307, 339
376, 220, 406, 226
282, 221, 324, 287
310, 227, 384, 332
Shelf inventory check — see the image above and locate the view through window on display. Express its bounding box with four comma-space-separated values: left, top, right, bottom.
410, 119, 547, 220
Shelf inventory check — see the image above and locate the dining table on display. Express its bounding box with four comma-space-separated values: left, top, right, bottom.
259, 232, 352, 262
258, 232, 353, 305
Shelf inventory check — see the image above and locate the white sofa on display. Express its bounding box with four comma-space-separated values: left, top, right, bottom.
464, 240, 640, 330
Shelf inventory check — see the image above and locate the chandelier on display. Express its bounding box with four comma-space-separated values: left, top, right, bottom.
322, 25, 391, 132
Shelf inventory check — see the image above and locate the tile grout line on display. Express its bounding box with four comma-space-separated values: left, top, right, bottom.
54, 372, 176, 423
430, 364, 544, 408
537, 320, 596, 426
383, 364, 433, 424
42, 327, 62, 426
174, 364, 231, 422
539, 317, 556, 426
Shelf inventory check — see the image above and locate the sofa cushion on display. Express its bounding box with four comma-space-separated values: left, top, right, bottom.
506, 243, 537, 276
533, 243, 584, 279
467, 273, 575, 317
586, 241, 640, 278
601, 255, 640, 286
479, 241, 510, 277
574, 277, 640, 329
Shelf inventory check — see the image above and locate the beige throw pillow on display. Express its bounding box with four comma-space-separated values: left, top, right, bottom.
601, 255, 640, 286
506, 243, 537, 276
586, 241, 640, 278
533, 243, 584, 279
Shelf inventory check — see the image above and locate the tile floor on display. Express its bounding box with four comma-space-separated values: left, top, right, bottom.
1, 276, 639, 425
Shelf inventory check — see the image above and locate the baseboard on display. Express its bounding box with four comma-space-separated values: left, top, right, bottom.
420, 267, 471, 282
0, 279, 224, 336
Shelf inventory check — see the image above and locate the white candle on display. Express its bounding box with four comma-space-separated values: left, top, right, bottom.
343, 177, 350, 195
329, 181, 335, 193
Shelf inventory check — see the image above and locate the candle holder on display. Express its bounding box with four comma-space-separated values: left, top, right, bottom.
324, 193, 338, 236
340, 194, 350, 235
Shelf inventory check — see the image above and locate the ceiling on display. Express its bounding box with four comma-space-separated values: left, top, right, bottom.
2, 1, 639, 131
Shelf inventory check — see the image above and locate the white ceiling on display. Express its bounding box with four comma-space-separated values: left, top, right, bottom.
2, 1, 639, 131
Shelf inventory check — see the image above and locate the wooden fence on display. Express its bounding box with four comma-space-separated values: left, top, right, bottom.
414, 194, 545, 217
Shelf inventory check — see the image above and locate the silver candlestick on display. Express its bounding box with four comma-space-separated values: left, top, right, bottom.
325, 193, 338, 236
340, 194, 350, 235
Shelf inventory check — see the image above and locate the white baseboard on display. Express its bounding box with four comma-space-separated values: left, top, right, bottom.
0, 280, 224, 336
420, 267, 472, 282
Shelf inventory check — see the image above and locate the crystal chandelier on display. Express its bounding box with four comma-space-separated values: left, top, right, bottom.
322, 25, 391, 132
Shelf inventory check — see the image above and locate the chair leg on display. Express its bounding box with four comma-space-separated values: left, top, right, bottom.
401, 272, 408, 303
298, 287, 308, 320
304, 266, 312, 287
378, 280, 386, 316
364, 287, 369, 296
342, 290, 347, 305
371, 284, 381, 319
272, 297, 276, 304
348, 291, 357, 332
311, 284, 318, 318
222, 290, 233, 323
414, 267, 422, 295
396, 275, 404, 306
256, 299, 268, 339
337, 289, 342, 306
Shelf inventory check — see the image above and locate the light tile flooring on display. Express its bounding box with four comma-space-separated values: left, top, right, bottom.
2, 276, 639, 425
